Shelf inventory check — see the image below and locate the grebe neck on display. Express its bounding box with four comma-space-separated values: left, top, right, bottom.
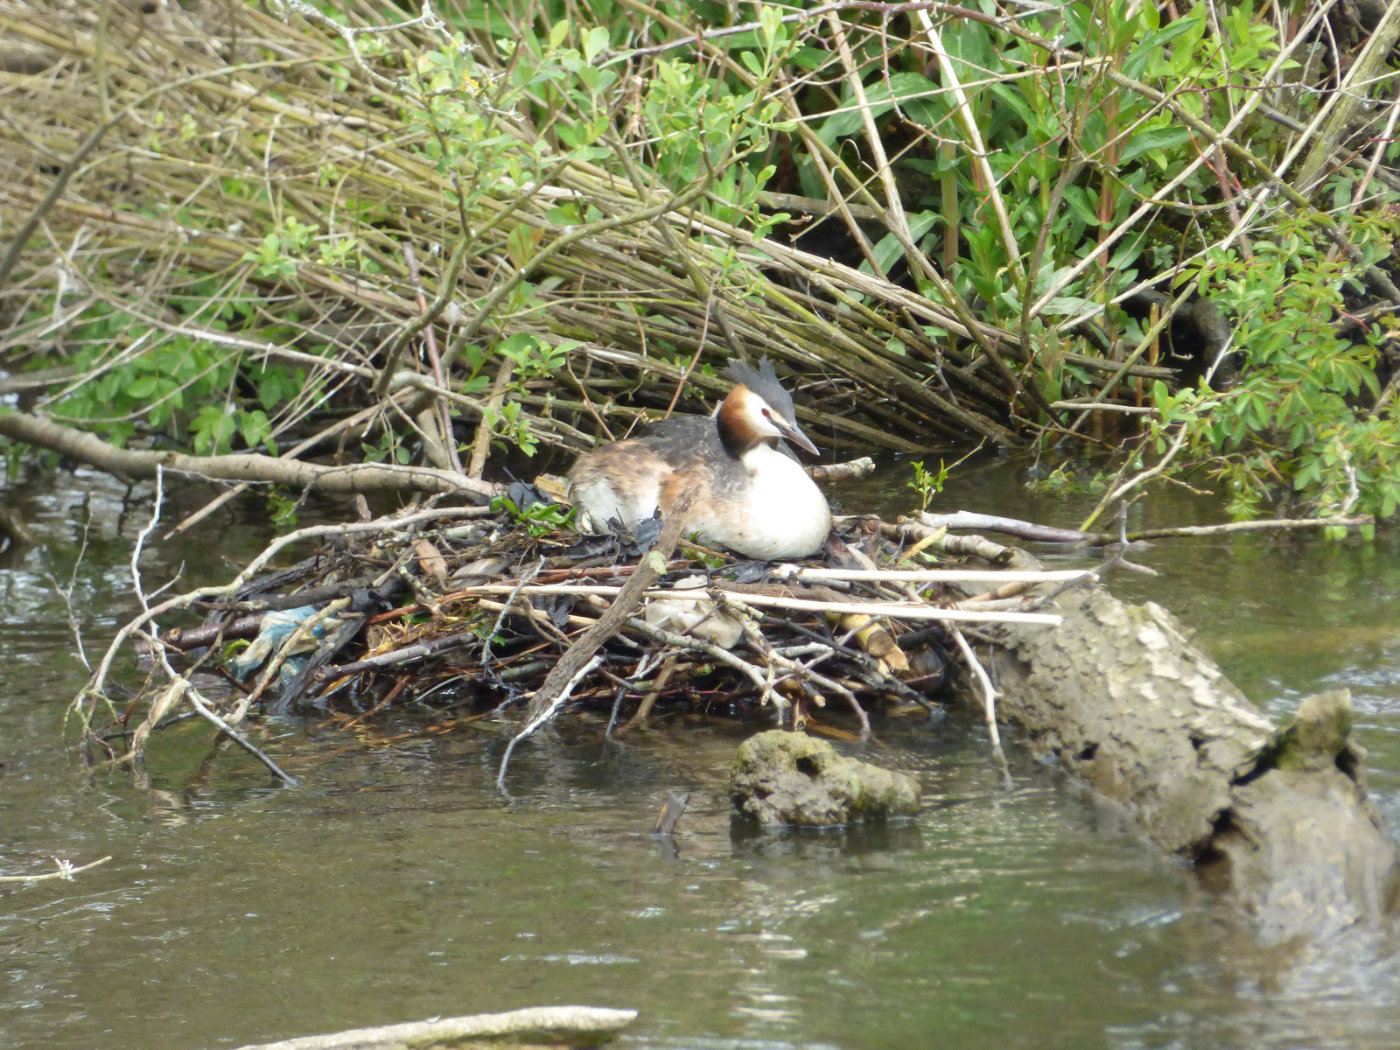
715, 385, 760, 459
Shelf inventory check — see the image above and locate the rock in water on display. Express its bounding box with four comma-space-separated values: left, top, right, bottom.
729, 730, 920, 826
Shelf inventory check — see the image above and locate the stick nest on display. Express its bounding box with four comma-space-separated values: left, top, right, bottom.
141, 505, 989, 738
75, 488, 1085, 777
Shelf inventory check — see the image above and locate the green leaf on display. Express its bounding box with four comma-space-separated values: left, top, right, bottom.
820, 72, 938, 141
1119, 125, 1192, 167
583, 26, 609, 62
1062, 185, 1100, 227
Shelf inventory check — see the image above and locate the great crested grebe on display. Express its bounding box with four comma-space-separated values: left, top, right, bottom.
568, 359, 831, 560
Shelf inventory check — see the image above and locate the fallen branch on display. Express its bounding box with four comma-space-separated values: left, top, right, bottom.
1080, 514, 1375, 545
909, 511, 1089, 544
787, 566, 1092, 584
809, 456, 877, 482
0, 411, 496, 502
461, 582, 1063, 625
230, 1005, 638, 1050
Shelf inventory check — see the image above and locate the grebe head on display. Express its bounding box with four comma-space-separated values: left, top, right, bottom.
720, 358, 820, 456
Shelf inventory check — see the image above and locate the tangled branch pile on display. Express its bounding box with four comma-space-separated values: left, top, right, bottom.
2, 0, 1021, 458
3, 1, 1400, 521
74, 486, 1085, 773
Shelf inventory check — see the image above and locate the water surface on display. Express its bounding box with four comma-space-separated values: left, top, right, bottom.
2, 462, 1398, 1050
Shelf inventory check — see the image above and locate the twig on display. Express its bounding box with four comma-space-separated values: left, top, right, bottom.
228, 1005, 637, 1050
732, 611, 784, 718
720, 593, 871, 735
0, 855, 113, 883
788, 566, 1091, 584
619, 653, 678, 732
1078, 513, 1374, 545
627, 615, 774, 697
402, 239, 465, 474
481, 555, 545, 675
461, 582, 1063, 625
320, 630, 480, 678
949, 625, 1010, 786
496, 654, 603, 790
44, 507, 94, 673
911, 6, 1023, 284
908, 510, 1091, 545
182, 675, 300, 788
467, 356, 515, 479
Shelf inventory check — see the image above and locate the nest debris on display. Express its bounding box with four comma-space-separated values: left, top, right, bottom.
92, 492, 1084, 782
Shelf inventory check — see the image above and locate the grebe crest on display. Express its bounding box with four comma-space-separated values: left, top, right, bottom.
568, 358, 831, 560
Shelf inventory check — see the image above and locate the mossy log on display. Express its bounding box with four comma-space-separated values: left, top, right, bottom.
988, 566, 1400, 945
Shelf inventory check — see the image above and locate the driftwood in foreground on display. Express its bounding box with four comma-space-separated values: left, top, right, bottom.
989, 556, 1400, 945
230, 1005, 637, 1050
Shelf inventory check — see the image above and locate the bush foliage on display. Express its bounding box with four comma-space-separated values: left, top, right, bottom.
1, 0, 1398, 530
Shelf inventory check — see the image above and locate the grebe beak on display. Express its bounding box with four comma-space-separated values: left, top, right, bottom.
773, 416, 820, 456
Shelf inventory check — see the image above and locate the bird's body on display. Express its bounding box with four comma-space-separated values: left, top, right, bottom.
568, 360, 831, 560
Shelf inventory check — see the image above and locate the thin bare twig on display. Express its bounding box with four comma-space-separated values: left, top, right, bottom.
496, 655, 603, 790
949, 625, 1010, 786
0, 855, 113, 883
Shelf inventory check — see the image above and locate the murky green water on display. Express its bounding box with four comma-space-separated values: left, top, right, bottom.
3, 462, 1399, 1050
